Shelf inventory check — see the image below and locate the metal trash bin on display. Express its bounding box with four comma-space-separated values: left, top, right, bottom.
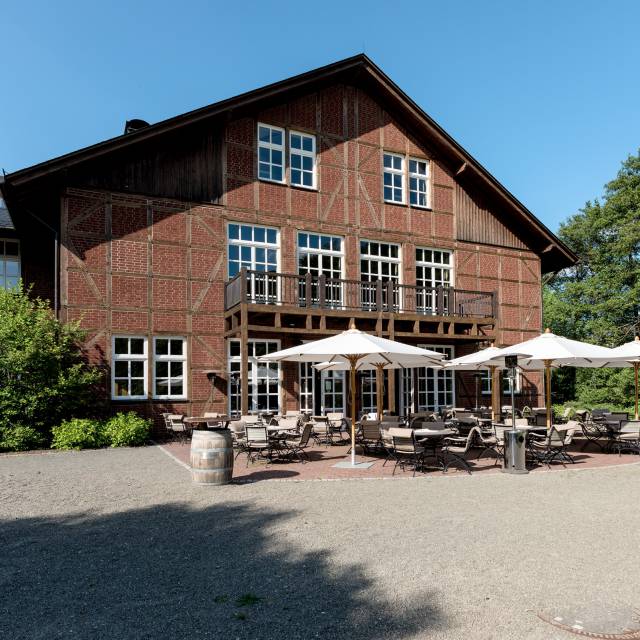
502, 429, 529, 475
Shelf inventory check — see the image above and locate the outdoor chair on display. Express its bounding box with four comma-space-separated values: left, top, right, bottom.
229, 420, 247, 459
326, 412, 349, 443
161, 413, 173, 437
241, 414, 261, 425
581, 416, 607, 451
475, 428, 502, 465
273, 415, 301, 433
440, 427, 478, 474
282, 423, 314, 463
245, 426, 280, 466
203, 412, 223, 428
390, 429, 426, 476
529, 427, 575, 468
612, 426, 640, 456
309, 417, 331, 446
357, 419, 383, 454
167, 414, 189, 442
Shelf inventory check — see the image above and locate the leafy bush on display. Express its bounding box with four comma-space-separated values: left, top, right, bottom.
103, 412, 150, 447
0, 285, 104, 450
51, 418, 105, 450
0, 425, 46, 452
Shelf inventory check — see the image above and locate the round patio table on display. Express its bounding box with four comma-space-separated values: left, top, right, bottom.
412, 428, 457, 469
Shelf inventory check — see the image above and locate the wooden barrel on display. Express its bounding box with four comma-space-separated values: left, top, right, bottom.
190, 429, 234, 485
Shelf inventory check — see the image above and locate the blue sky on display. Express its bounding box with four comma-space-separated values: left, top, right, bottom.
2, 0, 639, 232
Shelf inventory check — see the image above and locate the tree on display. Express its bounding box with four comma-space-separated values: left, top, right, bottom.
544, 151, 640, 406
0, 285, 104, 450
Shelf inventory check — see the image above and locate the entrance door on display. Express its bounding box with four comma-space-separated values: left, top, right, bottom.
321, 370, 345, 414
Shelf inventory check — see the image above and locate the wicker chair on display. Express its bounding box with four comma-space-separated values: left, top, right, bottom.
390, 429, 426, 476
441, 428, 478, 474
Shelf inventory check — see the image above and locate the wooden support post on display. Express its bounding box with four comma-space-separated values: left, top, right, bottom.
240, 303, 249, 415
388, 315, 396, 413
491, 365, 501, 422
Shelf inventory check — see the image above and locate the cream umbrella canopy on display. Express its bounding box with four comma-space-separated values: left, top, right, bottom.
493, 329, 618, 429
258, 326, 445, 467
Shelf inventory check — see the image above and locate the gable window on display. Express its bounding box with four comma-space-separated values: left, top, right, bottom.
290, 131, 316, 189
409, 158, 429, 208
0, 239, 20, 290
258, 123, 285, 183
153, 337, 187, 399
112, 336, 148, 400
383, 153, 405, 204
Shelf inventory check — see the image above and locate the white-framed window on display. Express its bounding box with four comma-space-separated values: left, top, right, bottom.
482, 369, 521, 395
401, 345, 455, 413
360, 370, 378, 415
0, 239, 20, 290
360, 240, 401, 310
297, 232, 343, 307
153, 337, 187, 399
258, 123, 285, 183
415, 248, 453, 314
228, 222, 279, 303
228, 339, 281, 414
409, 158, 429, 208
290, 131, 316, 189
112, 336, 148, 400
383, 153, 405, 204
299, 362, 314, 412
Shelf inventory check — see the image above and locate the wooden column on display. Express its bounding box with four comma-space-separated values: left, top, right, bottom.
490, 365, 501, 422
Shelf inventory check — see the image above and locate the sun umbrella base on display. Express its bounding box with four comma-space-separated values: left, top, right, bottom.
332, 461, 375, 470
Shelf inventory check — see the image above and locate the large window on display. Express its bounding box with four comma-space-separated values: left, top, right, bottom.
228, 340, 280, 414
0, 239, 20, 290
112, 336, 148, 400
228, 223, 279, 303
401, 345, 455, 413
298, 362, 314, 412
153, 337, 186, 399
297, 232, 343, 307
290, 131, 316, 189
415, 248, 452, 315
360, 370, 378, 415
258, 123, 285, 183
409, 158, 429, 208
482, 369, 521, 395
383, 153, 405, 204
360, 240, 401, 310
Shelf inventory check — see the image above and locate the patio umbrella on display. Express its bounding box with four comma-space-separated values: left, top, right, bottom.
313, 356, 444, 423
258, 325, 445, 467
493, 329, 617, 429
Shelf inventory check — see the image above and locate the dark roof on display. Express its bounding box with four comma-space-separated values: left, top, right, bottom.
0, 54, 576, 270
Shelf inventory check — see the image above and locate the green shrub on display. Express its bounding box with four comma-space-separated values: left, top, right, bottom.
0, 285, 105, 448
51, 418, 105, 450
103, 412, 150, 447
0, 425, 46, 452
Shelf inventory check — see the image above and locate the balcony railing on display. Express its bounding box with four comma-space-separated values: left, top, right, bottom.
225, 269, 496, 318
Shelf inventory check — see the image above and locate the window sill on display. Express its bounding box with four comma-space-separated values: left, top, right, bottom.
258, 177, 287, 186
383, 199, 407, 207
410, 205, 433, 212
291, 183, 318, 193
111, 396, 148, 402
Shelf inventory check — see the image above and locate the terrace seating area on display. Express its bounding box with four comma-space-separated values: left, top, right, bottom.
161, 406, 640, 482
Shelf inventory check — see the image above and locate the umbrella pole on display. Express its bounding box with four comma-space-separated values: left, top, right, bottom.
375, 363, 385, 421
635, 362, 639, 421
544, 360, 553, 431
349, 357, 357, 467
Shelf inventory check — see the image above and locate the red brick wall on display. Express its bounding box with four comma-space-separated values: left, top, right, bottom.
59, 81, 544, 420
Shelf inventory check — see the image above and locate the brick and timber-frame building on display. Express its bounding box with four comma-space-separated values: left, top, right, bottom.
0, 55, 576, 430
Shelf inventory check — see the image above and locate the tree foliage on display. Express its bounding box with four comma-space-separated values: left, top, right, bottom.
544, 151, 640, 404
0, 286, 104, 450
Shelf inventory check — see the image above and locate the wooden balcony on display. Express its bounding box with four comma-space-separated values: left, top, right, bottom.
225, 268, 496, 319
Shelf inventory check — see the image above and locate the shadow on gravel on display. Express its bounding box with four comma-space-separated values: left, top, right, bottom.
0, 502, 445, 639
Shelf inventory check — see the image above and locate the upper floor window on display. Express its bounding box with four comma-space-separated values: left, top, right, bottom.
227, 223, 279, 278
383, 153, 405, 204
0, 239, 20, 290
258, 123, 285, 183
290, 131, 316, 189
409, 158, 429, 208
112, 336, 148, 400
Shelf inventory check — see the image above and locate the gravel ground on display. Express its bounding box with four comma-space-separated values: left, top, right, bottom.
1, 446, 640, 640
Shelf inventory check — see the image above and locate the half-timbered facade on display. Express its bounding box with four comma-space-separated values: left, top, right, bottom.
0, 55, 576, 427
